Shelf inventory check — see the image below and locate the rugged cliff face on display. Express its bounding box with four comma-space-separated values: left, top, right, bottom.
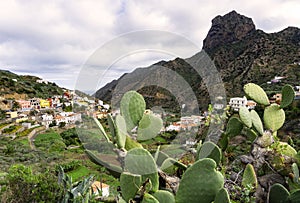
94, 11, 300, 112
203, 10, 256, 50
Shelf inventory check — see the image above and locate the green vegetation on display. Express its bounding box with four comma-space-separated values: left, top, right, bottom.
1, 83, 300, 202
0, 70, 63, 98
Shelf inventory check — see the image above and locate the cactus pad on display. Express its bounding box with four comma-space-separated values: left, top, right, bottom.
264, 104, 285, 131
115, 115, 127, 148
125, 135, 143, 150
120, 91, 146, 131
142, 193, 159, 203
152, 190, 175, 203
242, 164, 257, 189
250, 110, 264, 135
137, 112, 163, 141
197, 141, 222, 165
176, 158, 224, 203
225, 117, 243, 137
276, 142, 297, 157
120, 172, 142, 202
244, 83, 270, 105
214, 188, 230, 203
268, 183, 289, 203
107, 114, 117, 143
281, 84, 295, 108
124, 148, 159, 192
239, 106, 252, 128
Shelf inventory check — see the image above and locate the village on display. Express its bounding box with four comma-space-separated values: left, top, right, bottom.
1, 76, 300, 139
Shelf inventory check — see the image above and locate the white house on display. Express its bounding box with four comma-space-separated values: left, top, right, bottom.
166, 124, 181, 132
41, 114, 54, 126
36, 79, 48, 84
229, 96, 256, 111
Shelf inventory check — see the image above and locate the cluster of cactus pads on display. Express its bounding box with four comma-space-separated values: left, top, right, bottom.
85, 90, 233, 202
85, 83, 298, 202
225, 83, 300, 202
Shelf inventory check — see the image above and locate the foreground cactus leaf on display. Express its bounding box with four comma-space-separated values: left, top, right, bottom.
120, 91, 146, 131
125, 135, 143, 150
197, 141, 222, 165
120, 172, 142, 202
124, 148, 159, 192
225, 117, 243, 137
85, 149, 122, 174
268, 183, 289, 203
276, 142, 297, 157
93, 117, 110, 142
107, 113, 117, 143
142, 193, 159, 203
242, 164, 257, 189
281, 84, 295, 108
264, 104, 285, 132
250, 110, 264, 135
244, 83, 270, 105
115, 115, 127, 149
176, 158, 224, 203
137, 113, 163, 141
214, 188, 230, 203
152, 190, 175, 203
239, 106, 252, 128
289, 190, 300, 203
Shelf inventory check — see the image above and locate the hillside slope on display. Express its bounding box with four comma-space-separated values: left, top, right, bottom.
94, 10, 300, 111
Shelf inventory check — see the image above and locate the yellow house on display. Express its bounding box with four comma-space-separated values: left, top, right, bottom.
40, 99, 50, 108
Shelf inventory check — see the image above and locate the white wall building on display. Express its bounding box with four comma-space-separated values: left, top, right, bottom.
229, 96, 256, 111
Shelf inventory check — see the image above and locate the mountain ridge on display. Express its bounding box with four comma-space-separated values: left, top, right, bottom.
94, 11, 300, 111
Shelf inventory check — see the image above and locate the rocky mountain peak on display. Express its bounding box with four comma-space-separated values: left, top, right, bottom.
203, 10, 256, 50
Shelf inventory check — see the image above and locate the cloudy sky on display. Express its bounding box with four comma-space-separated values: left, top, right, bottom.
0, 0, 299, 93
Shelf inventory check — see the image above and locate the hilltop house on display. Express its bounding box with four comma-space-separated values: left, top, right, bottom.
229, 96, 256, 111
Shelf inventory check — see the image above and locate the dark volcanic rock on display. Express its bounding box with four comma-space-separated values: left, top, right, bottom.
203, 10, 256, 50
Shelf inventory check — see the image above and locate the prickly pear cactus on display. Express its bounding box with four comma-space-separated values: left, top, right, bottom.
120, 91, 146, 131
289, 190, 300, 203
107, 113, 117, 143
120, 172, 142, 202
214, 188, 230, 203
176, 158, 224, 203
281, 84, 295, 108
197, 141, 222, 165
137, 112, 163, 141
242, 164, 257, 189
275, 142, 297, 157
268, 183, 289, 203
124, 148, 159, 192
85, 149, 122, 174
244, 83, 270, 105
250, 110, 264, 135
115, 115, 127, 148
125, 135, 143, 150
142, 193, 159, 203
264, 104, 285, 132
225, 117, 243, 137
239, 106, 252, 128
152, 190, 175, 203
